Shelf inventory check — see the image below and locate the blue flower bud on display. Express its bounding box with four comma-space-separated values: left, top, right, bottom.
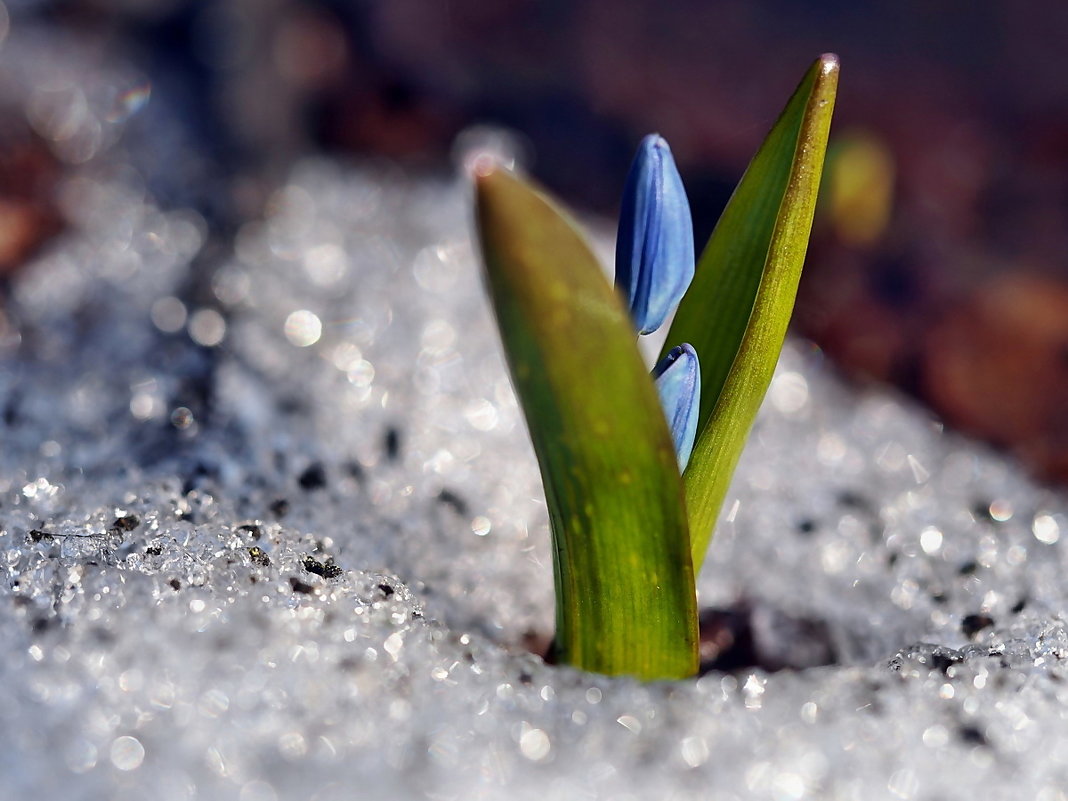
615, 134, 695, 335
653, 344, 701, 470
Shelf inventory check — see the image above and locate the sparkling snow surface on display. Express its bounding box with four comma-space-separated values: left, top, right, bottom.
5, 161, 1068, 801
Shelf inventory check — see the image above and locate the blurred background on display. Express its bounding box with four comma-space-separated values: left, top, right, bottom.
4, 0, 1068, 485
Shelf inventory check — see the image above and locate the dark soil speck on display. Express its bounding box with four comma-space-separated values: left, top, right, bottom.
302, 556, 342, 579
962, 614, 995, 639
298, 462, 327, 491
111, 515, 140, 532
837, 490, 873, 512
436, 488, 469, 515
238, 523, 263, 540
384, 427, 401, 461
959, 725, 988, 746
289, 577, 314, 594
925, 651, 961, 675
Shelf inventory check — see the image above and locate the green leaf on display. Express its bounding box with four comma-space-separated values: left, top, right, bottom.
475, 167, 698, 679
662, 54, 839, 569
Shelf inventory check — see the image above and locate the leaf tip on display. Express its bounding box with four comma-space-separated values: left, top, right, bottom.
473, 164, 521, 237
472, 162, 503, 196
809, 54, 840, 114
470, 151, 509, 181
818, 53, 840, 76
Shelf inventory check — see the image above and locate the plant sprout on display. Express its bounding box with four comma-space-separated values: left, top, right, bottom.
474, 55, 839, 680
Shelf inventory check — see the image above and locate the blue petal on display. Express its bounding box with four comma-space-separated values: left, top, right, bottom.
615, 134, 696, 335
653, 344, 701, 470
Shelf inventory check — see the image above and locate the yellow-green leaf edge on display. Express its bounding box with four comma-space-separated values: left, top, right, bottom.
663, 55, 839, 568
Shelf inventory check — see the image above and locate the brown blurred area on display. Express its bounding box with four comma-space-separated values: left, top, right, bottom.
10, 0, 1068, 484
0, 116, 62, 275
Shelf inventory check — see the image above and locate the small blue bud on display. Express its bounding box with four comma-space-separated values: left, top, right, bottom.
653, 344, 701, 470
615, 134, 695, 335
